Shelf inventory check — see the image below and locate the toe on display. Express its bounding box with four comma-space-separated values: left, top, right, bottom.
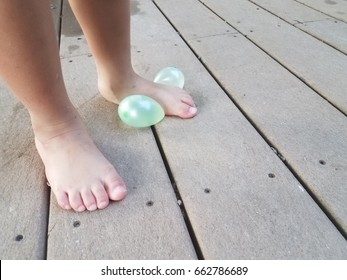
55, 190, 71, 210
176, 102, 198, 119
68, 191, 86, 212
91, 184, 109, 209
104, 173, 127, 201
81, 190, 98, 211
180, 95, 196, 107
109, 186, 127, 201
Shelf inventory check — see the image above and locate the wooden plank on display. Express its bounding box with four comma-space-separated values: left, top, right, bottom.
50, 0, 62, 38
252, 0, 329, 23
0, 0, 62, 260
156, 0, 347, 236
296, 0, 347, 22
297, 19, 347, 54
46, 1, 196, 259
251, 0, 347, 54
59, 1, 90, 59
200, 0, 347, 114
149, 0, 347, 259
0, 87, 48, 259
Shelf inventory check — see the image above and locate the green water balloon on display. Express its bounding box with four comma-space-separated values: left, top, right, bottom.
118, 95, 165, 128
154, 67, 185, 89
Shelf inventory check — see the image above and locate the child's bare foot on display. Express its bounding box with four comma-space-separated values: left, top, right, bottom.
34, 115, 127, 212
98, 72, 198, 118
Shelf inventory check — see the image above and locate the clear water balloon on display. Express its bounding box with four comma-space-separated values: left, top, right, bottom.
118, 95, 164, 128
154, 67, 185, 89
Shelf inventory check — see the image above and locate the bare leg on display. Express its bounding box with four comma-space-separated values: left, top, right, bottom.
0, 0, 127, 212
69, 0, 197, 118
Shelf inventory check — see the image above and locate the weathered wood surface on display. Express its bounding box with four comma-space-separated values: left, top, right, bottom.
50, 0, 62, 40
186, 0, 347, 234
46, 1, 196, 260
251, 0, 347, 54
1, 0, 346, 260
296, 0, 347, 22
152, 0, 347, 258
199, 0, 347, 114
0, 84, 48, 259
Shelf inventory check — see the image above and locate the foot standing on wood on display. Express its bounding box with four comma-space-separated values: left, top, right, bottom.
0, 0, 197, 212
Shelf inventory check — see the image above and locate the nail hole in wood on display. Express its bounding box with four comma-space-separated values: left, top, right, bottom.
73, 221, 81, 228
69, 60, 73, 63
319, 160, 326, 165
204, 188, 211, 194
268, 173, 275, 178
15, 235, 23, 242
146, 201, 154, 207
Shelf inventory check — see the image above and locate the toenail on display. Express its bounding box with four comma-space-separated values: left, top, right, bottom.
88, 204, 97, 211
189, 107, 197, 114
98, 201, 108, 209
77, 205, 86, 212
113, 187, 127, 196
116, 187, 127, 193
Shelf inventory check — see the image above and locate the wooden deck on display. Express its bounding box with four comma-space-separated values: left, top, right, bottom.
1, 0, 347, 259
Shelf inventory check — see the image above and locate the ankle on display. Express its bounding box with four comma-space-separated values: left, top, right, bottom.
31, 110, 85, 144
97, 63, 136, 88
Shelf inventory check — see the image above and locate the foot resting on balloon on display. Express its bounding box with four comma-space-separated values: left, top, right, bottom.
98, 71, 198, 119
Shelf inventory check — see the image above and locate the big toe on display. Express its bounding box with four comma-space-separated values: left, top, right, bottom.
104, 173, 127, 201
175, 102, 198, 119
111, 187, 127, 201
